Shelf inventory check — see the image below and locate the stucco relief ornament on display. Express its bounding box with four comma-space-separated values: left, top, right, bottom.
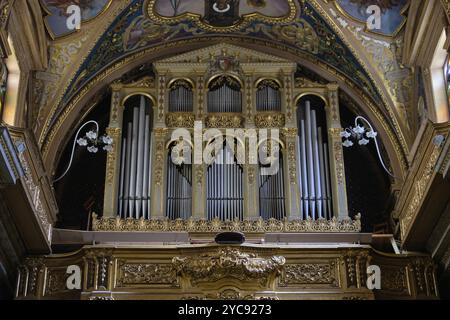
53, 120, 113, 183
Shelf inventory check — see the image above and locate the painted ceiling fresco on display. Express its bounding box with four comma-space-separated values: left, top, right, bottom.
43, 0, 391, 147
41, 0, 111, 38
154, 0, 292, 27
155, 0, 291, 18
336, 0, 408, 36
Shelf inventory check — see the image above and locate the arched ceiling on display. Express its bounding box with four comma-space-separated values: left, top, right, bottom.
33, 0, 412, 179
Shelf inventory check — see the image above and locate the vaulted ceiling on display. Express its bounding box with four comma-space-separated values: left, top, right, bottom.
28, 0, 412, 179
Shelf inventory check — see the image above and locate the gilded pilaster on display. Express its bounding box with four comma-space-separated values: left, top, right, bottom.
326, 84, 349, 220
283, 129, 301, 219
150, 129, 167, 218
196, 75, 205, 120
192, 163, 207, 219
103, 86, 123, 218
244, 158, 259, 219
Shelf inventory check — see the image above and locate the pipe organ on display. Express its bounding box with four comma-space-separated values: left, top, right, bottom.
103, 44, 349, 224
259, 153, 286, 220
256, 79, 281, 111
207, 143, 244, 221
118, 96, 153, 219
208, 76, 242, 113
169, 80, 193, 112
166, 145, 192, 220
297, 100, 333, 220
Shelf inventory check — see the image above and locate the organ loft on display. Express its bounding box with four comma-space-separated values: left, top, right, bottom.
0, 0, 449, 301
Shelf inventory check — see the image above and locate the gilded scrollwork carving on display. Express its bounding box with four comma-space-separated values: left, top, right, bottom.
116, 262, 179, 287
91, 214, 362, 233
254, 113, 285, 128
105, 127, 121, 185
400, 145, 442, 239
279, 262, 338, 287
206, 114, 244, 128
172, 248, 285, 287
166, 112, 195, 128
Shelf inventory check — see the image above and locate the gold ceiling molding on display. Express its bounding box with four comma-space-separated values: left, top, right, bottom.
91, 213, 362, 233
145, 0, 298, 33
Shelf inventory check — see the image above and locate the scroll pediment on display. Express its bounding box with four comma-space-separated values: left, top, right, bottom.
156, 43, 291, 65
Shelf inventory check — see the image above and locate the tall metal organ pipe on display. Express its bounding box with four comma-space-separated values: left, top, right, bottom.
297, 100, 333, 220
208, 82, 242, 113
118, 96, 152, 219
207, 143, 243, 221
258, 153, 286, 220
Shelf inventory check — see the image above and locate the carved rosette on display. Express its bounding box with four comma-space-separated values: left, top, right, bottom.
206, 114, 244, 128
254, 113, 286, 128
172, 248, 285, 287
166, 112, 195, 128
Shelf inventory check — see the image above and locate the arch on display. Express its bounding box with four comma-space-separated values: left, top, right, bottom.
122, 92, 156, 107
294, 93, 328, 108
41, 38, 407, 184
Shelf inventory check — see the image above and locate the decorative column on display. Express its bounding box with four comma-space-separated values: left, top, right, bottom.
155, 74, 167, 128
192, 153, 207, 220
244, 75, 259, 220
244, 137, 259, 220
103, 84, 123, 218
150, 128, 167, 218
283, 72, 296, 127
282, 71, 301, 220
193, 75, 207, 219
326, 84, 349, 220
284, 129, 301, 219
196, 75, 205, 121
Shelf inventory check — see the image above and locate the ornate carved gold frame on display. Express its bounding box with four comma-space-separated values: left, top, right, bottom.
145, 0, 299, 33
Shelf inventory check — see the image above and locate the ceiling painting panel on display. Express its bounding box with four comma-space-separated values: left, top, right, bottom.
41, 0, 111, 38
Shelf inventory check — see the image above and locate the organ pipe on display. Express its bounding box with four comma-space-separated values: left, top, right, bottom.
208, 80, 242, 113
207, 142, 243, 221
118, 96, 152, 219
256, 83, 281, 111
297, 100, 333, 221
169, 82, 193, 112
259, 152, 286, 220
311, 110, 323, 219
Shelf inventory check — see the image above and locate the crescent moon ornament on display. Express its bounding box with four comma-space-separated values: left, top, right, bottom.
213, 3, 231, 13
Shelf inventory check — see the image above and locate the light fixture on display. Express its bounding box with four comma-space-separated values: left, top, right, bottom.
53, 120, 113, 183
341, 116, 395, 178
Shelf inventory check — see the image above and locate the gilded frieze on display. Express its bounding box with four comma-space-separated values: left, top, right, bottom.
206, 113, 244, 128
91, 214, 362, 233
254, 113, 285, 128
166, 112, 195, 128
116, 262, 179, 287
279, 262, 338, 287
